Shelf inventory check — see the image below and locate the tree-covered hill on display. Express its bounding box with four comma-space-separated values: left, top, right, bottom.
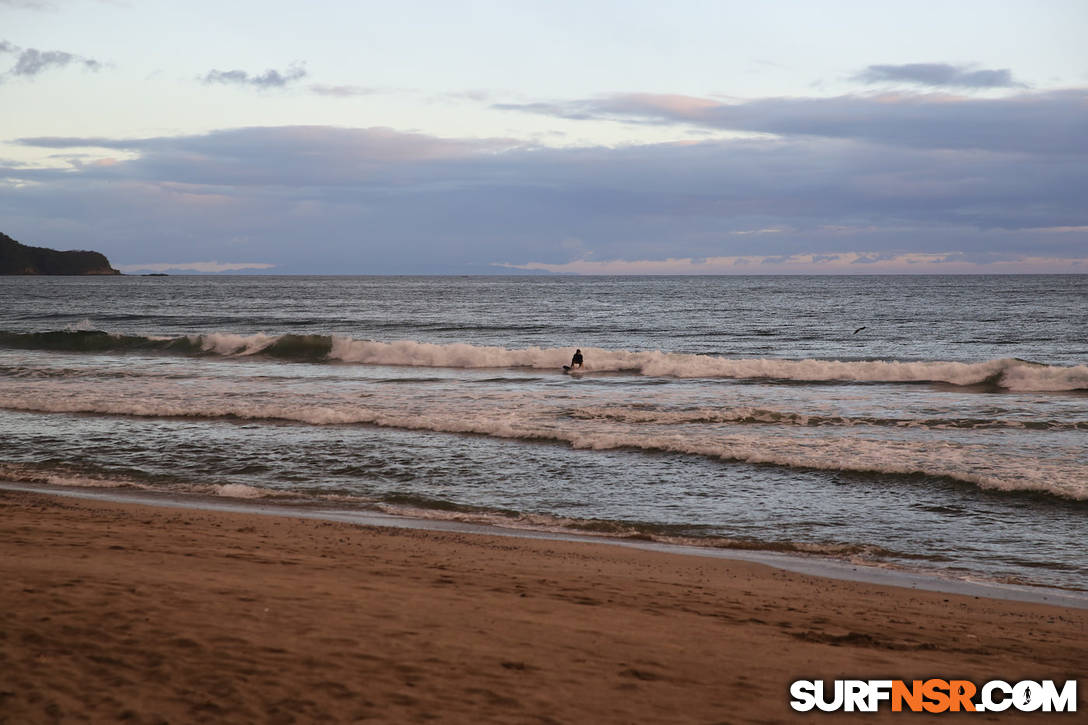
0, 232, 120, 275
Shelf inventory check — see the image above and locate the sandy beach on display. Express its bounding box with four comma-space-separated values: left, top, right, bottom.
1, 488, 1084, 723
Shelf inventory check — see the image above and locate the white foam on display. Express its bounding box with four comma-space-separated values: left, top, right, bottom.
329, 337, 567, 369
25, 328, 1085, 391
568, 405, 1083, 431
4, 391, 1083, 500
3, 344, 1085, 502
65, 319, 98, 332
999, 362, 1088, 392
213, 483, 269, 499
326, 338, 1086, 392
195, 332, 279, 357
0, 463, 147, 490
571, 405, 815, 426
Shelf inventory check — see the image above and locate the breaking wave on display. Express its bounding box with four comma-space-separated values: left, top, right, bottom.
568, 405, 1088, 431
2, 394, 1085, 500
2, 329, 1086, 391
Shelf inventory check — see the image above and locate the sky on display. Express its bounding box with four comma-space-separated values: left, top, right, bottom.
1, 0, 1086, 274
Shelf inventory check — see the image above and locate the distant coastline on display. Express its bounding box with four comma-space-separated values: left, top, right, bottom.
0, 232, 120, 275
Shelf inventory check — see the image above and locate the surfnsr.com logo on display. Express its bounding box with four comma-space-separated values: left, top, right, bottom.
790, 679, 1077, 713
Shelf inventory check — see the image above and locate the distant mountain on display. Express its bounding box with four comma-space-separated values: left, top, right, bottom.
0, 232, 121, 275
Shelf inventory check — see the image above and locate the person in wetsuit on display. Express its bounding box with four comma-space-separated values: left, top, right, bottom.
570, 349, 583, 369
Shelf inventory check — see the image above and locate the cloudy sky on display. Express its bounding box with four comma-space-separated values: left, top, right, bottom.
1, 0, 1086, 274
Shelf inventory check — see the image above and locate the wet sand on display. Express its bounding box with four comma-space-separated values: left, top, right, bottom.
1, 489, 1084, 723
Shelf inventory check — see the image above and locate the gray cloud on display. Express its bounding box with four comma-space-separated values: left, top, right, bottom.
17, 126, 523, 187
202, 63, 307, 89
0, 44, 103, 78
4, 114, 1086, 273
497, 89, 1088, 155
855, 63, 1023, 88
14, 135, 145, 150
12, 47, 101, 75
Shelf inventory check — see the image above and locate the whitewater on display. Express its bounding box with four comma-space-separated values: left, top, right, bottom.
1, 274, 1085, 590
5, 329, 1087, 391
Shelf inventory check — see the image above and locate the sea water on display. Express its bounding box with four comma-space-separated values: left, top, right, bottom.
0, 275, 1085, 590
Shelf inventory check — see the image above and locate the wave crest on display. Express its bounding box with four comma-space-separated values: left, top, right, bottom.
2, 329, 1085, 391
1, 394, 1085, 500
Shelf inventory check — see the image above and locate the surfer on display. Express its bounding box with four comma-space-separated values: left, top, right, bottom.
570, 349, 584, 369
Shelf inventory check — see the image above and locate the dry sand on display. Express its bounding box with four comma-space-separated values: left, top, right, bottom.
1, 488, 1084, 723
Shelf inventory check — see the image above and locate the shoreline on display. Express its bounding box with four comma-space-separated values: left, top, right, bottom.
3, 486, 1085, 722
3, 480, 1086, 610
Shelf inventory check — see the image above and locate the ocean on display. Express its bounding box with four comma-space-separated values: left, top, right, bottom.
1, 275, 1085, 592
